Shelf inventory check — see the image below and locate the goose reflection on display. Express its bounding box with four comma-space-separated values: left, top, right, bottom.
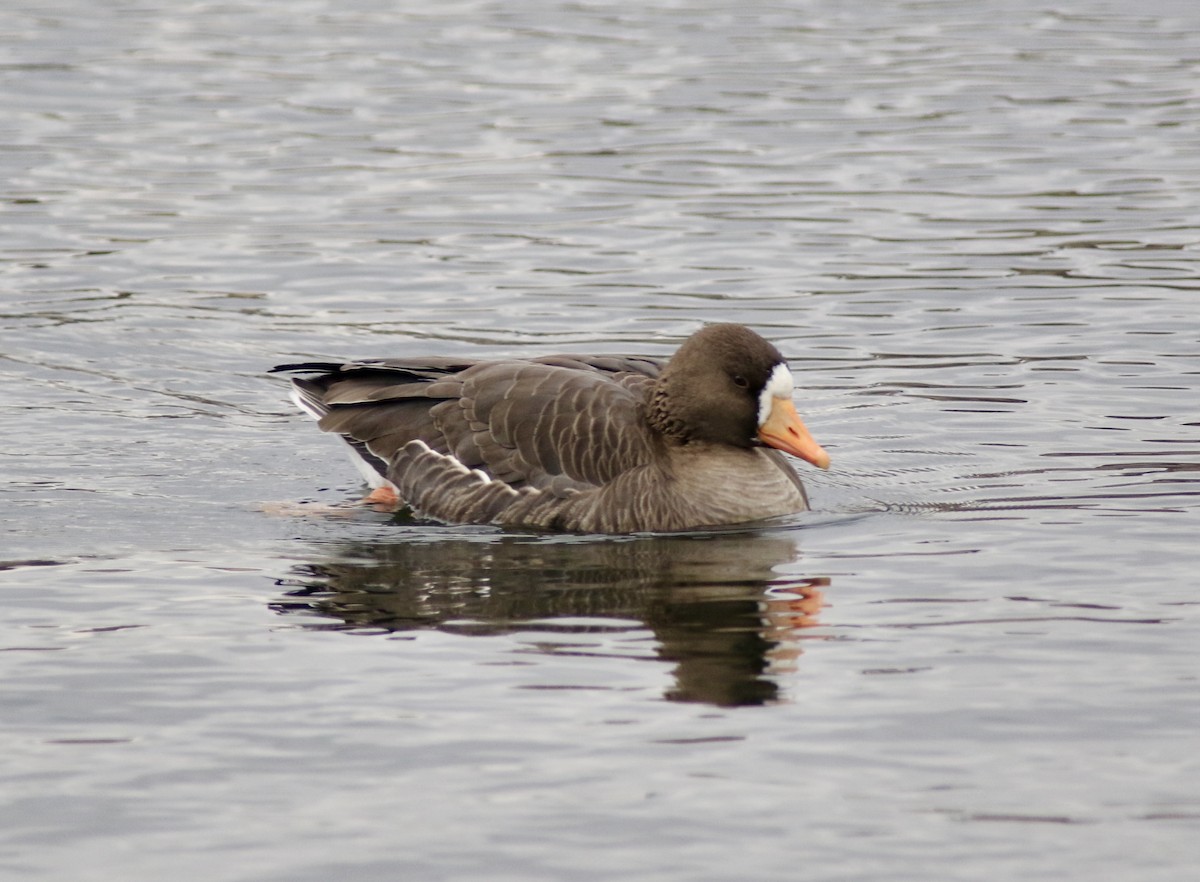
273, 530, 828, 707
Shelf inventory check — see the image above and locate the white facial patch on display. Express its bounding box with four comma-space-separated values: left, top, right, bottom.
757, 363, 795, 426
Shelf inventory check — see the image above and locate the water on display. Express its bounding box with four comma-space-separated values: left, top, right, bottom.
3, 1, 1199, 879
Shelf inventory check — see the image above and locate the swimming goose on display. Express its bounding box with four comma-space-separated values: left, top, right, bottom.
273, 323, 829, 533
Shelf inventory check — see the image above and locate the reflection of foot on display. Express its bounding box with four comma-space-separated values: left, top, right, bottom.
363, 485, 400, 511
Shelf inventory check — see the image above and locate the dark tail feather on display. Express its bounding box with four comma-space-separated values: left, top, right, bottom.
270, 362, 346, 374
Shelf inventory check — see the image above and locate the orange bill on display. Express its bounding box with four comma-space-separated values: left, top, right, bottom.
758, 397, 831, 469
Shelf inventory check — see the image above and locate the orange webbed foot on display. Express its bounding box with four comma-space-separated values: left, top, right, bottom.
363, 485, 400, 510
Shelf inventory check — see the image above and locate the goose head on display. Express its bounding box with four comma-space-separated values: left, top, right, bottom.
650, 323, 830, 470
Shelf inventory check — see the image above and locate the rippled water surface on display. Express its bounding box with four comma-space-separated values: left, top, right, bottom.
3, 1, 1199, 879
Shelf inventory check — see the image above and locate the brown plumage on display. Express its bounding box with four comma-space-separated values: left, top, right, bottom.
272, 323, 830, 533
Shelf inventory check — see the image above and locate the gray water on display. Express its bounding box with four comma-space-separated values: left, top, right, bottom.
3, 1, 1199, 879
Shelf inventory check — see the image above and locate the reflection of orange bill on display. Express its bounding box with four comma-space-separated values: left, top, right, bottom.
758, 398, 831, 469
765, 578, 829, 631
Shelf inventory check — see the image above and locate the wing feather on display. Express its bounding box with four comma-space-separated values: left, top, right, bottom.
452, 362, 656, 491
275, 353, 667, 495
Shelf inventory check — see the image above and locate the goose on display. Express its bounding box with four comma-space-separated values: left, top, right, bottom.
272, 323, 829, 533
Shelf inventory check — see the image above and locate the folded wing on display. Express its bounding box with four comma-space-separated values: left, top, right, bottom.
273, 354, 664, 494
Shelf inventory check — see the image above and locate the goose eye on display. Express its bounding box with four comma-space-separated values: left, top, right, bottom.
732, 375, 749, 389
